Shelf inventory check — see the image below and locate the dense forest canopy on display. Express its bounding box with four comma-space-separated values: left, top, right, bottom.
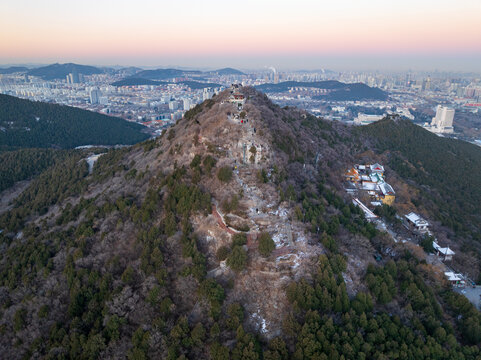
0, 94, 149, 150
358, 118, 481, 246
0, 149, 80, 192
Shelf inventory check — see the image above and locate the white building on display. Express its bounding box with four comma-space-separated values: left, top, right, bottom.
354, 113, 385, 125
434, 241, 455, 261
444, 271, 464, 287
183, 98, 191, 111
203, 88, 214, 101
89, 89, 101, 104
428, 105, 454, 134
169, 100, 179, 111
405, 212, 429, 234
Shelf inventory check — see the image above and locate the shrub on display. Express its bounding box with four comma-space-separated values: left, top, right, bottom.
38, 305, 49, 319
257, 169, 268, 183
221, 195, 239, 213
420, 235, 435, 253
216, 246, 231, 261
121, 266, 135, 285
226, 303, 244, 330
258, 232, 275, 257
203, 155, 217, 173
13, 308, 27, 332
217, 166, 233, 183
190, 154, 201, 169
232, 233, 247, 247
226, 246, 248, 272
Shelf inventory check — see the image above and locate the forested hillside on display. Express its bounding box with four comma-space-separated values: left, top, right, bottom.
358, 118, 481, 249
0, 94, 149, 150
0, 149, 79, 192
0, 88, 480, 359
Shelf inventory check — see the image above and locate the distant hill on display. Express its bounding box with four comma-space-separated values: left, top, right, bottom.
0, 94, 149, 150
111, 78, 166, 86
134, 68, 202, 80
111, 78, 222, 89
211, 67, 245, 75
179, 80, 223, 89
256, 80, 388, 101
27, 63, 104, 80
118, 67, 245, 83
114, 66, 143, 76
0, 66, 28, 74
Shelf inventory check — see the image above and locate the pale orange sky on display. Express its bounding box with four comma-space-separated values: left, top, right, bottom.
1, 0, 480, 70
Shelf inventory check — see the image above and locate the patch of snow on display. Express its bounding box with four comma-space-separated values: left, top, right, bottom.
272, 233, 286, 247
85, 153, 104, 174
296, 235, 307, 245
276, 253, 301, 269
252, 311, 269, 334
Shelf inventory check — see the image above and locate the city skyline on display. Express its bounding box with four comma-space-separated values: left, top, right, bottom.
1, 0, 481, 71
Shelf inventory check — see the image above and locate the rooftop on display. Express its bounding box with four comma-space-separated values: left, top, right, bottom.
405, 212, 429, 226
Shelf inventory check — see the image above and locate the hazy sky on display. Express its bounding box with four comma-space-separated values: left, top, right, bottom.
1, 0, 481, 71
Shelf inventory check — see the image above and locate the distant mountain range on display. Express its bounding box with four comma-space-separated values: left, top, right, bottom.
111, 77, 223, 89
0, 66, 29, 74
0, 94, 149, 150
1, 63, 246, 81
256, 80, 388, 101
26, 63, 104, 80
133, 68, 202, 80
130, 67, 245, 81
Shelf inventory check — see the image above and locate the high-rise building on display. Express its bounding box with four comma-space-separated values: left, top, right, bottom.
422, 77, 431, 91
274, 73, 279, 84
430, 105, 454, 133
89, 89, 101, 104
67, 72, 79, 84
203, 88, 214, 101
183, 98, 191, 111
